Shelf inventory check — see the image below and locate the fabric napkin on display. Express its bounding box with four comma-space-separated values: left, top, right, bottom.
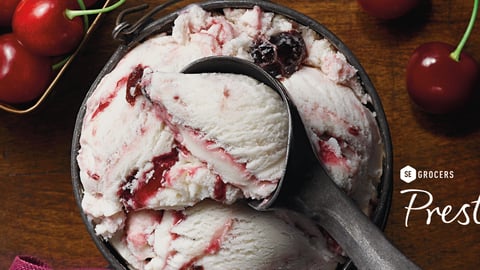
9, 255, 107, 270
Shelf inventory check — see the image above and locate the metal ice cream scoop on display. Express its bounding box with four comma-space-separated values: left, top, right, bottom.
182, 56, 421, 270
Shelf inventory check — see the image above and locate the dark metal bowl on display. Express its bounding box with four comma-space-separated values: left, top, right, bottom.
71, 1, 393, 269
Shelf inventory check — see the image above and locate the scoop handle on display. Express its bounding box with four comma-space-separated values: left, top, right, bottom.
291, 164, 421, 270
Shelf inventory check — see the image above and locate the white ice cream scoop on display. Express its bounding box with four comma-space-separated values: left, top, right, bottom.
182, 56, 421, 270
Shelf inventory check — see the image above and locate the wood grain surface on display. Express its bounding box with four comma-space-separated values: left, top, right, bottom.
1, 0, 479, 269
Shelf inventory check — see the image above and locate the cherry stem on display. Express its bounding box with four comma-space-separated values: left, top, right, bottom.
52, 0, 87, 70
66, 0, 126, 20
52, 56, 71, 71
450, 0, 478, 62
76, 0, 89, 30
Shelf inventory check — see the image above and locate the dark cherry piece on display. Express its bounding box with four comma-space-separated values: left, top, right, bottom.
120, 149, 179, 211
251, 30, 307, 77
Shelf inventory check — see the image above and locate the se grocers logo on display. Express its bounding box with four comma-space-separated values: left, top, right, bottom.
399, 166, 480, 227
400, 165, 417, 183
400, 165, 454, 183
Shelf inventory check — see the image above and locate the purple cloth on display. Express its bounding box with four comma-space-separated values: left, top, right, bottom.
9, 255, 107, 270
9, 256, 49, 270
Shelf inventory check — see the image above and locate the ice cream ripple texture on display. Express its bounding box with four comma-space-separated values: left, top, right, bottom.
76, 5, 383, 270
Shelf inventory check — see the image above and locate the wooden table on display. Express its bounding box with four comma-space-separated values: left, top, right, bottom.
1, 0, 479, 269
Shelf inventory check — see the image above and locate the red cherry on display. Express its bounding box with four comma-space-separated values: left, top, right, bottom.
357, 0, 419, 19
406, 0, 479, 114
12, 0, 84, 56
0, 34, 52, 104
0, 0, 21, 27
406, 42, 479, 114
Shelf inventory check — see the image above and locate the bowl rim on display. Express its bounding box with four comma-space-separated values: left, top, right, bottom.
71, 1, 393, 269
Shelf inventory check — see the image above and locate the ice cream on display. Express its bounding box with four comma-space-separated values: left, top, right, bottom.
78, 70, 289, 237
128, 70, 288, 206
76, 4, 383, 270
283, 67, 383, 212
112, 200, 340, 270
